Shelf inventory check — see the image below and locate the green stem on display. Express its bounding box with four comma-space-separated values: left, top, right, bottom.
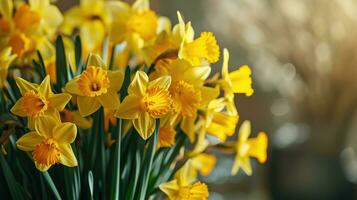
109, 118, 122, 200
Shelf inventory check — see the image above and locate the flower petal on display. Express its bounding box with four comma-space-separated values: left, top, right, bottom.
38, 75, 51, 97
10, 97, 26, 116
48, 93, 71, 111
53, 122, 77, 143
15, 77, 38, 95
16, 131, 44, 151
35, 115, 60, 138
148, 75, 171, 90
87, 53, 106, 69
115, 95, 140, 119
108, 70, 124, 92
34, 161, 51, 172
238, 120, 251, 142
77, 96, 101, 117
58, 144, 78, 167
98, 91, 120, 110
133, 112, 155, 140
0, 0, 13, 19
128, 71, 148, 96
65, 77, 83, 96
159, 180, 179, 198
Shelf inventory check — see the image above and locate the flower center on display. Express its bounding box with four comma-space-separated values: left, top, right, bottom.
177, 182, 209, 200
32, 138, 60, 167
22, 90, 48, 117
170, 80, 201, 117
140, 86, 172, 118
78, 66, 110, 97
8, 33, 31, 57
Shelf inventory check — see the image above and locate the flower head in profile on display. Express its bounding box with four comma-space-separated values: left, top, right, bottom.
231, 120, 268, 176
60, 109, 92, 129
220, 48, 254, 114
16, 117, 77, 171
11, 75, 71, 128
157, 114, 176, 149
65, 54, 123, 116
190, 153, 216, 176
115, 71, 172, 140
174, 12, 220, 66
160, 160, 209, 200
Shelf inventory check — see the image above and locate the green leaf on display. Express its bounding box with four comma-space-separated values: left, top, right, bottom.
74, 35, 82, 72
42, 172, 62, 200
55, 35, 68, 90
88, 171, 94, 200
109, 119, 122, 200
0, 154, 26, 199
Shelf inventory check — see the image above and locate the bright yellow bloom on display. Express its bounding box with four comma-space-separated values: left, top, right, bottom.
174, 12, 219, 66
152, 59, 219, 142
0, 47, 16, 88
231, 120, 268, 176
220, 48, 253, 114
11, 75, 71, 128
61, 0, 113, 53
65, 54, 123, 117
60, 109, 92, 129
190, 153, 216, 176
16, 116, 77, 171
0, 0, 62, 61
160, 160, 209, 200
115, 71, 172, 140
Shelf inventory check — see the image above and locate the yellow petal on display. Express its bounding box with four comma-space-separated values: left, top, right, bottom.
128, 71, 148, 96
115, 95, 140, 119
184, 66, 211, 86
10, 97, 26, 116
229, 65, 254, 96
81, 21, 105, 52
248, 132, 268, 163
58, 144, 78, 167
238, 120, 251, 142
0, 0, 13, 19
87, 53, 106, 69
77, 96, 101, 117
53, 122, 77, 143
98, 91, 120, 110
42, 5, 63, 30
15, 77, 38, 95
38, 75, 51, 97
65, 77, 83, 96
221, 48, 230, 83
73, 111, 92, 129
35, 115, 60, 138
176, 160, 197, 186
199, 86, 219, 104
48, 93, 72, 111
192, 154, 216, 176
231, 156, 252, 176
133, 112, 155, 140
107, 70, 124, 92
181, 115, 196, 143
148, 75, 171, 90
16, 131, 44, 151
159, 180, 179, 198
35, 161, 51, 172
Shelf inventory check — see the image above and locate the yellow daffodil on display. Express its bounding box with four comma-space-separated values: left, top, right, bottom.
203, 98, 239, 142
109, 0, 158, 52
231, 120, 268, 176
61, 0, 113, 53
65, 54, 123, 116
60, 109, 92, 129
0, 47, 16, 88
160, 160, 209, 200
174, 12, 220, 66
115, 71, 172, 140
152, 59, 219, 142
16, 116, 78, 171
0, 0, 62, 61
190, 153, 216, 176
11, 75, 71, 128
220, 48, 254, 114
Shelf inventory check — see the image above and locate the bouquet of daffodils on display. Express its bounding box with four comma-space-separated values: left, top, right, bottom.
0, 0, 268, 199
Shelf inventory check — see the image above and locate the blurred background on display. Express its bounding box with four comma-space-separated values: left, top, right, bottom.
60, 0, 357, 199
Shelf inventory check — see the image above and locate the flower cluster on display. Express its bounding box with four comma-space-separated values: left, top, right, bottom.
0, 0, 268, 199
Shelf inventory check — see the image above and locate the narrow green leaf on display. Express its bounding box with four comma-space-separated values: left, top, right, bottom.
42, 172, 62, 200
109, 119, 122, 200
55, 35, 68, 90
0, 154, 25, 200
74, 35, 82, 71
88, 171, 94, 200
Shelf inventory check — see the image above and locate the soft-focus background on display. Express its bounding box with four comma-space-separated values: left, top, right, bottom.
61, 0, 357, 199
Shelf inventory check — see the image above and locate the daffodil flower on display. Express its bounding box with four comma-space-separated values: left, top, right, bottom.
11, 75, 71, 128
0, 47, 16, 88
174, 12, 220, 66
115, 71, 172, 140
159, 160, 209, 200
16, 116, 78, 171
231, 120, 268, 176
220, 48, 254, 114
65, 54, 123, 117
